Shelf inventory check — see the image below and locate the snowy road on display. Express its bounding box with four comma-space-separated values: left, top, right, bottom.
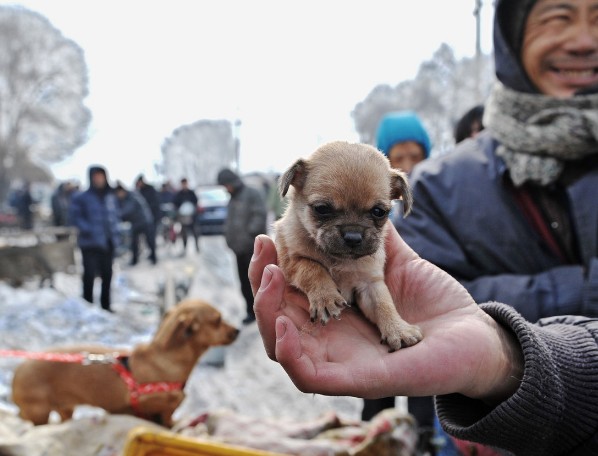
0, 234, 363, 424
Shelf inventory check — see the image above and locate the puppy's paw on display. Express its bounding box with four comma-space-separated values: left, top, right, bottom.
381, 322, 423, 352
309, 290, 347, 326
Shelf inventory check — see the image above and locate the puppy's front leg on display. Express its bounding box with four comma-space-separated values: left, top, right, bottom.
356, 281, 422, 351
286, 256, 347, 325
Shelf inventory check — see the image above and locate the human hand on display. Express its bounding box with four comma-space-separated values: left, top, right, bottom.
249, 227, 522, 403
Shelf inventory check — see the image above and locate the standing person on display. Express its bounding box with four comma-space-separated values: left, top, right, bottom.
69, 166, 121, 312
375, 110, 432, 227
397, 0, 598, 325
217, 168, 268, 325
115, 183, 157, 266
51, 181, 75, 227
135, 175, 161, 245
173, 178, 200, 254
453, 104, 485, 144
11, 182, 35, 230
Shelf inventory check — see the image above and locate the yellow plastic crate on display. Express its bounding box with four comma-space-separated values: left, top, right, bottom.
122, 426, 287, 456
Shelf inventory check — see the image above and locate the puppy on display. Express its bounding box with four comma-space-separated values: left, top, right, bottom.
11, 299, 239, 426
274, 141, 422, 351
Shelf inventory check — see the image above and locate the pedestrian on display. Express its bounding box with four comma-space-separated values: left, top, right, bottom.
375, 110, 432, 227
50, 181, 75, 227
69, 166, 121, 312
135, 175, 161, 240
217, 168, 268, 325
248, 0, 598, 453
267, 174, 287, 222
173, 178, 200, 254
11, 182, 35, 230
453, 104, 485, 144
396, 0, 598, 325
115, 182, 157, 266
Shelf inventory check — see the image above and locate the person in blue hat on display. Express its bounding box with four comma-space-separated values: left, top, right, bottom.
375, 111, 432, 175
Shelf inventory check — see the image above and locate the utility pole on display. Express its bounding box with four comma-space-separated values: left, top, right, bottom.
474, 0, 482, 102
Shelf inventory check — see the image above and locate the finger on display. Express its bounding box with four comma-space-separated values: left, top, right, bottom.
254, 264, 286, 360
249, 235, 277, 297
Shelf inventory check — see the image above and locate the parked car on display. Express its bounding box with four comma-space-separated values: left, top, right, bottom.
195, 185, 229, 235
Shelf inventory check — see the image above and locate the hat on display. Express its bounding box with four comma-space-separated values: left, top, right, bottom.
496, 0, 537, 56
375, 111, 432, 158
217, 168, 242, 187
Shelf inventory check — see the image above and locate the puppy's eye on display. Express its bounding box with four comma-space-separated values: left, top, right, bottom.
371, 207, 388, 219
312, 204, 333, 216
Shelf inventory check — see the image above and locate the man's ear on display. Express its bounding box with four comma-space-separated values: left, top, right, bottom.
390, 169, 413, 216
279, 159, 308, 197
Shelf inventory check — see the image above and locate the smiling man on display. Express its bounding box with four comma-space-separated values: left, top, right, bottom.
395, 0, 598, 324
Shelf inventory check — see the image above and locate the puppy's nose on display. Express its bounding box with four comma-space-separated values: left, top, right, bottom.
343, 231, 362, 247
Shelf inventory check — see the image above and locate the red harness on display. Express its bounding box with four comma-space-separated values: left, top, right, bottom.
112, 357, 184, 416
0, 349, 184, 417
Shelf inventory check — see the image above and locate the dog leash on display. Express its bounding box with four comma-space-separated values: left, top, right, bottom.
0, 349, 120, 365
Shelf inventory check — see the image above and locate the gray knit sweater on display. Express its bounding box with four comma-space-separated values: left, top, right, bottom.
436, 303, 598, 455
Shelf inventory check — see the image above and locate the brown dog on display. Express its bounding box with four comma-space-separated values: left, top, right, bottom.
11, 299, 239, 426
275, 141, 423, 351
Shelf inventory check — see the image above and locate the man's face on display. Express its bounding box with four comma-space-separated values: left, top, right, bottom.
91, 172, 106, 189
522, 0, 598, 98
387, 141, 426, 174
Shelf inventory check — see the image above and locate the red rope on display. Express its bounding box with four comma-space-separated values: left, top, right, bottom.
0, 349, 88, 363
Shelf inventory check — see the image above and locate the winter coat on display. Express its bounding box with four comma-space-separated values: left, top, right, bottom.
398, 133, 598, 323
117, 191, 153, 232
138, 184, 161, 224
69, 188, 121, 251
223, 183, 268, 255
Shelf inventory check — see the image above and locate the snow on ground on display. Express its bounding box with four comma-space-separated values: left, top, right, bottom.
0, 235, 363, 427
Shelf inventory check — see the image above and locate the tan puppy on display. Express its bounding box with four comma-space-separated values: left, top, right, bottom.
11, 299, 239, 427
275, 141, 422, 351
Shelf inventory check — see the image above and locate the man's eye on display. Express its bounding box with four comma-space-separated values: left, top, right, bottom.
313, 204, 333, 216
371, 207, 388, 218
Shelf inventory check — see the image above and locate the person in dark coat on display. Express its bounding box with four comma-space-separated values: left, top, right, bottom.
11, 182, 35, 230
69, 166, 121, 312
173, 178, 200, 253
135, 175, 161, 247
51, 181, 75, 227
217, 168, 268, 324
397, 0, 598, 324
115, 183, 157, 265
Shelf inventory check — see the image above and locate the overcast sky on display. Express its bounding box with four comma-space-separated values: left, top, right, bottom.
2, 0, 495, 186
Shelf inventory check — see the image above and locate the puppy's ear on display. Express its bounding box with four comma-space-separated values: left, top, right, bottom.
390, 169, 413, 216
280, 159, 308, 197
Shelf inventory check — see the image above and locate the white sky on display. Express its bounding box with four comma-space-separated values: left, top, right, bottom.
2, 0, 494, 187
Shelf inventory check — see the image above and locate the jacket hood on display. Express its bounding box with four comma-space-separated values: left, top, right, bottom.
88, 165, 107, 182
494, 0, 538, 93
217, 168, 243, 189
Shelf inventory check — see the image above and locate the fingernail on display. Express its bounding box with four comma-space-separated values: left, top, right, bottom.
251, 236, 262, 262
259, 266, 273, 291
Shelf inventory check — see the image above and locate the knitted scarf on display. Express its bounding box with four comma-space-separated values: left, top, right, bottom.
483, 83, 598, 186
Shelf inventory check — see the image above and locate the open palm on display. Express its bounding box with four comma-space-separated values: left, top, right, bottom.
249, 226, 519, 402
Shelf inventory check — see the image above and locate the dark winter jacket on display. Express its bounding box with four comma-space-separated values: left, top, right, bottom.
69, 168, 121, 251
220, 175, 267, 255
138, 184, 161, 224
117, 191, 153, 232
399, 133, 598, 322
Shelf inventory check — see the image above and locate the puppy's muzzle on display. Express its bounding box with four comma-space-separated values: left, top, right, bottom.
343, 231, 363, 247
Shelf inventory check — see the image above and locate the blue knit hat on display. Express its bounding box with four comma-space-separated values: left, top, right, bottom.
375, 111, 432, 158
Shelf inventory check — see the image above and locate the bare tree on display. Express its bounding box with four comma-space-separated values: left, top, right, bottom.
352, 43, 494, 156
161, 119, 237, 187
0, 6, 90, 201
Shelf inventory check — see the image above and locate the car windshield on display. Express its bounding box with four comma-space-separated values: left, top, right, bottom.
198, 187, 229, 205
